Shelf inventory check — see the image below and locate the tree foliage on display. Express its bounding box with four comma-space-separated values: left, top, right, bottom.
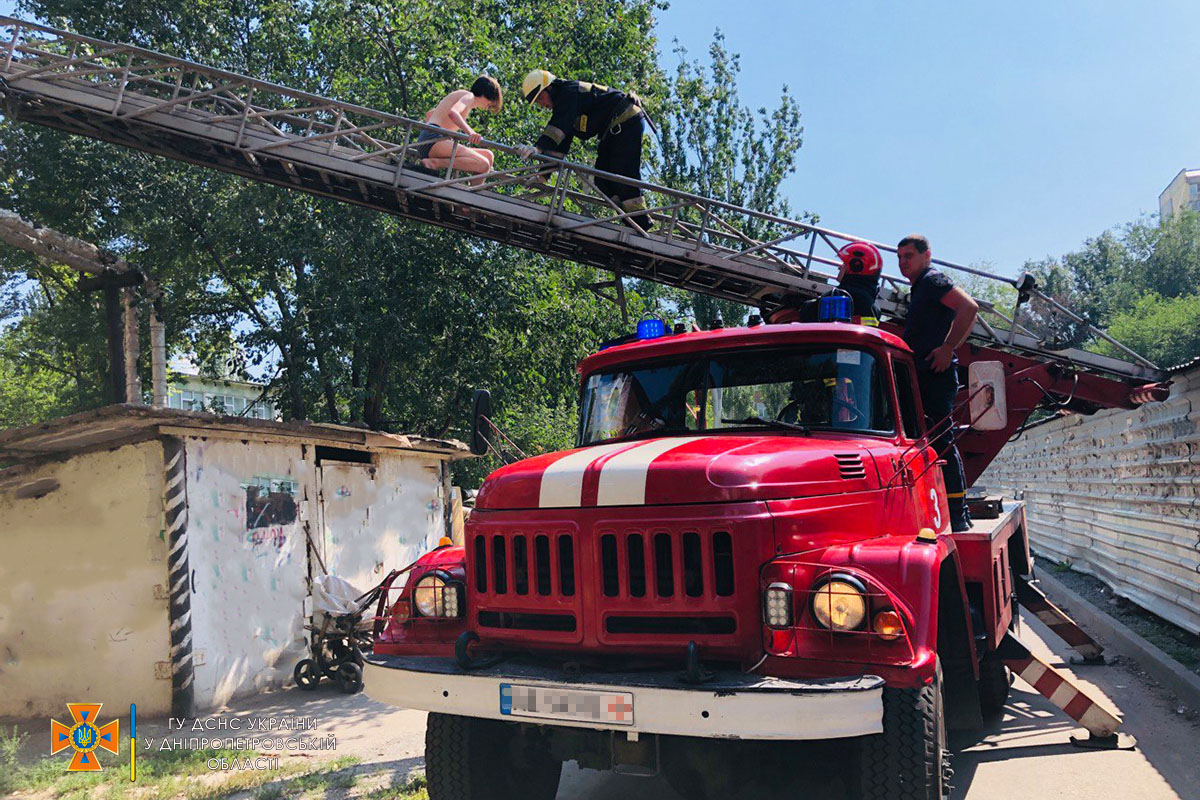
636, 31, 807, 329
0, 0, 703, 488
1105, 292, 1200, 369
1003, 210, 1200, 367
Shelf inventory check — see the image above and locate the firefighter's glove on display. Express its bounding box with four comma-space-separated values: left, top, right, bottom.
515, 144, 538, 160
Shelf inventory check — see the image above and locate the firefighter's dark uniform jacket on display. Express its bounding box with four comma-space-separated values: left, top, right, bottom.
534, 80, 648, 221
534, 81, 638, 153
840, 274, 881, 320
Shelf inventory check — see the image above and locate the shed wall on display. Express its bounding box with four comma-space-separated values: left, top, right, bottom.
979, 369, 1200, 634
180, 437, 452, 710
0, 442, 171, 717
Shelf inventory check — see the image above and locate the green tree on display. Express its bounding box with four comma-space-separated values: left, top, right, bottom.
955, 266, 1018, 318
2, 0, 666, 452
636, 30, 807, 328
1006, 210, 1200, 365
1101, 292, 1200, 369
0, 260, 109, 426
1062, 230, 1133, 326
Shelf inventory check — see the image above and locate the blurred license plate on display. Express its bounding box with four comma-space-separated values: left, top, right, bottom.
500, 683, 634, 725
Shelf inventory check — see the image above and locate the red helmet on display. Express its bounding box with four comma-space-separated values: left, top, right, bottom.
837, 241, 884, 277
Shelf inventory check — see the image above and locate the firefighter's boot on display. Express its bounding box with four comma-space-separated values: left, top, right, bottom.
620, 196, 654, 233
949, 495, 972, 532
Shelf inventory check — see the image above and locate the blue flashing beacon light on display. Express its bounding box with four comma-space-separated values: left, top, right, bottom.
636, 314, 667, 340
817, 291, 853, 323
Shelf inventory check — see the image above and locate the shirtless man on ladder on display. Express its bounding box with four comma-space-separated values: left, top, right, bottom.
414, 76, 503, 180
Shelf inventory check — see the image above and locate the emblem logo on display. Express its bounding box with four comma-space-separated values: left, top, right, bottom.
50, 703, 119, 771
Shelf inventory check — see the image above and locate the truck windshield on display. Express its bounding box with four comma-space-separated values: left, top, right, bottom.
579, 347, 895, 445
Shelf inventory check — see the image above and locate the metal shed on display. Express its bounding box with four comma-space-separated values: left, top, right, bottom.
0, 405, 469, 718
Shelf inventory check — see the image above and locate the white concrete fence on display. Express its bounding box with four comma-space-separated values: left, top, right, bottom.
979, 365, 1200, 636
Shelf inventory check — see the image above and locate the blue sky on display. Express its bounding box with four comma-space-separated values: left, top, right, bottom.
2, 2, 1197, 277
656, 0, 1200, 275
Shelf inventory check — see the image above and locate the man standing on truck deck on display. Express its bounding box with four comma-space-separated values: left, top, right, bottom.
896, 233, 979, 532
515, 69, 653, 232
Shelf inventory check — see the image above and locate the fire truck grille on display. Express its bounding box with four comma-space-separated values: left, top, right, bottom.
474, 532, 576, 598
605, 615, 736, 635
599, 529, 735, 600
469, 518, 767, 655
472, 528, 737, 604
478, 611, 577, 632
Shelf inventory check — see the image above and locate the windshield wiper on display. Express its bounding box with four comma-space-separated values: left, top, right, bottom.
720, 416, 810, 435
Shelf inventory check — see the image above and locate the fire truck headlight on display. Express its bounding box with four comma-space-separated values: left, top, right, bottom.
763, 582, 794, 628
811, 576, 867, 631
413, 573, 463, 618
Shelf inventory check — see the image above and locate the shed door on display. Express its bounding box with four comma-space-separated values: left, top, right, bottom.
315, 452, 442, 596
317, 461, 380, 593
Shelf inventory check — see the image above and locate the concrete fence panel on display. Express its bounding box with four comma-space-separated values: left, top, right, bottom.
979, 367, 1200, 635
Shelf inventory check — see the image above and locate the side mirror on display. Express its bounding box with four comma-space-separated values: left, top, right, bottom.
469, 389, 492, 456
967, 361, 1007, 431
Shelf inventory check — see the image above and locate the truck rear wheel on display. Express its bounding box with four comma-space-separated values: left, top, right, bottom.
977, 654, 1011, 716
425, 713, 561, 800
856, 664, 950, 800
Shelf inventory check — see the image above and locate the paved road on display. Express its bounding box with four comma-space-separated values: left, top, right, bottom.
557, 612, 1200, 800
71, 609, 1196, 800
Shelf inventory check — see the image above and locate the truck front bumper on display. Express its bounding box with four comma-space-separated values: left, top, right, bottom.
364, 654, 883, 741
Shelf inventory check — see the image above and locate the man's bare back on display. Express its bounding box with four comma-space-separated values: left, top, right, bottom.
425, 89, 476, 139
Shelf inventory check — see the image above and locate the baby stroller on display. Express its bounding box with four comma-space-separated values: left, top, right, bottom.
293, 574, 387, 694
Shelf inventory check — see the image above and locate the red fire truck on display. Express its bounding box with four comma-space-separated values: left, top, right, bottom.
0, 19, 1168, 798
364, 318, 1165, 800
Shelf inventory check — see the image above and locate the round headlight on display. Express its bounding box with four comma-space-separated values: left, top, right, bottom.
811, 577, 867, 631
413, 573, 448, 617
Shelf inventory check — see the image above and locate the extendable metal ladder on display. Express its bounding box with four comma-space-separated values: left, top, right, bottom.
0, 16, 1165, 384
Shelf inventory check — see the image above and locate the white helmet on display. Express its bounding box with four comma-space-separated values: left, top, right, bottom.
521, 69, 555, 103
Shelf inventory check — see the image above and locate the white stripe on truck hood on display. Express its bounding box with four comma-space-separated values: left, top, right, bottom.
595, 437, 709, 506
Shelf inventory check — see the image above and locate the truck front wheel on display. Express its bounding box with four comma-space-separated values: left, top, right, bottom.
425, 713, 561, 800
856, 664, 950, 800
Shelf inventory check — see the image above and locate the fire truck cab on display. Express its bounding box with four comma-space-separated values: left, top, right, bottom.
365, 320, 1034, 799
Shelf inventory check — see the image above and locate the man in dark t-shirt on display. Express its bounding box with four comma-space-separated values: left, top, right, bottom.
897, 234, 980, 532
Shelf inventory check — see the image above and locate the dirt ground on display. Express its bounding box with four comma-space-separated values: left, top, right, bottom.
1046, 560, 1200, 677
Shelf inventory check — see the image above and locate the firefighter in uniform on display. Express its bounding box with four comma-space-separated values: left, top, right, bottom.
835, 241, 883, 323
516, 69, 653, 232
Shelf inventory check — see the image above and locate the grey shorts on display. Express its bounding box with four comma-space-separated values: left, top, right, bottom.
414, 127, 444, 160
